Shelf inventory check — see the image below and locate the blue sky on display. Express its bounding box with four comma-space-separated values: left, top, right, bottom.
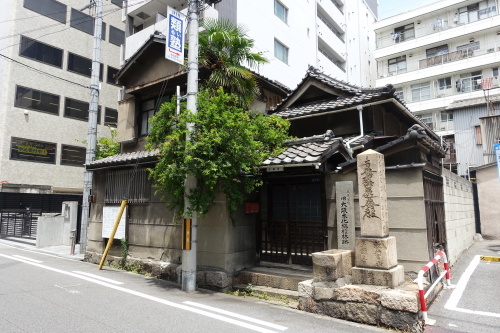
378, 0, 440, 19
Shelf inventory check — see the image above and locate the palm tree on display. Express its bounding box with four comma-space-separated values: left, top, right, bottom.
198, 18, 268, 107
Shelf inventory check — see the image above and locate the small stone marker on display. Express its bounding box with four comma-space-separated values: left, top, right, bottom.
336, 181, 355, 251
352, 149, 404, 288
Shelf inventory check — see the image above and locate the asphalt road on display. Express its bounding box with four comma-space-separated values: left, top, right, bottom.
0, 243, 384, 333
425, 240, 500, 333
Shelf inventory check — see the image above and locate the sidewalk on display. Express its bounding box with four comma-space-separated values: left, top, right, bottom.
0, 236, 85, 261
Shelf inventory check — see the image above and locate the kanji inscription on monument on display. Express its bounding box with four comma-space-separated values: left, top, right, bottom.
336, 181, 355, 250
357, 149, 389, 238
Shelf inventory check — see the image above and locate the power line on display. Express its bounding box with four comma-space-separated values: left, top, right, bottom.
0, 53, 90, 88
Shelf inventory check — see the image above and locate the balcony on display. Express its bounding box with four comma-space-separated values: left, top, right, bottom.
317, 0, 344, 32
376, 6, 499, 50
317, 15, 345, 44
377, 40, 500, 82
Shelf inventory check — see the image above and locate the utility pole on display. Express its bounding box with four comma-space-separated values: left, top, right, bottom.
80, 0, 103, 254
182, 0, 201, 292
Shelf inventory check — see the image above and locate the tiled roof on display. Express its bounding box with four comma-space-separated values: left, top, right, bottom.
272, 92, 389, 119
262, 134, 343, 166
86, 149, 159, 169
446, 95, 500, 110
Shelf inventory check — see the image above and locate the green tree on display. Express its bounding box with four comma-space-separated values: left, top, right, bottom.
96, 128, 120, 159
146, 89, 290, 221
198, 18, 268, 107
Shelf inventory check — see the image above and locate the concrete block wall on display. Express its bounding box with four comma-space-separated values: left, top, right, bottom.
442, 168, 475, 265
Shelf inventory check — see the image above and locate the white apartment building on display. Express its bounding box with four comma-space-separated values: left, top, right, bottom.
374, 0, 500, 176
0, 0, 124, 193
124, 0, 377, 89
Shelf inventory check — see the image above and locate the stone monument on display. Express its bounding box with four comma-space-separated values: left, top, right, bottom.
336, 181, 355, 251
351, 149, 404, 288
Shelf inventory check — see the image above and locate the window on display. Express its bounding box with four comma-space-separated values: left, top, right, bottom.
19, 36, 63, 68
475, 125, 482, 145
493, 67, 499, 77
24, 0, 66, 23
15, 86, 60, 115
140, 97, 168, 135
393, 23, 414, 43
274, 39, 288, 64
457, 71, 482, 92
109, 26, 125, 46
440, 112, 454, 131
411, 82, 431, 102
394, 87, 404, 101
426, 45, 449, 58
457, 41, 480, 52
70, 8, 106, 39
68, 52, 103, 81
64, 98, 101, 123
61, 145, 86, 167
10, 137, 56, 164
107, 66, 119, 85
458, 1, 496, 24
438, 77, 452, 90
274, 1, 288, 23
104, 107, 118, 127
418, 113, 434, 130
388, 56, 406, 74
105, 168, 152, 204
111, 0, 123, 8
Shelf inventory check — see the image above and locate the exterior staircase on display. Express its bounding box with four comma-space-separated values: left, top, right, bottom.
232, 262, 313, 299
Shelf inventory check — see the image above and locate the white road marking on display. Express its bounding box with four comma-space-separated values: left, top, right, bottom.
0, 254, 286, 333
72, 271, 124, 285
448, 323, 458, 327
183, 301, 287, 331
55, 284, 80, 294
445, 255, 500, 318
12, 255, 43, 263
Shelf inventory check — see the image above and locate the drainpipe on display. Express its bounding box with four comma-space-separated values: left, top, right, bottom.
345, 104, 364, 157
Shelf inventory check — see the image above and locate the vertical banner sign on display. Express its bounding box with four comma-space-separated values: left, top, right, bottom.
495, 144, 500, 181
166, 7, 186, 65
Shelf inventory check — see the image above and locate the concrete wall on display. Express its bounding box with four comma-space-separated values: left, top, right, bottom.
87, 170, 256, 273
476, 165, 500, 240
36, 201, 79, 248
326, 167, 429, 273
442, 168, 475, 265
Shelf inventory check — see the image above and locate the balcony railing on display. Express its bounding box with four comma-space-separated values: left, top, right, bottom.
376, 8, 499, 49
378, 40, 500, 79
318, 15, 344, 43
396, 77, 498, 104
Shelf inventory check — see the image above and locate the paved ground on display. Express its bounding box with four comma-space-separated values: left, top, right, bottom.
425, 239, 500, 333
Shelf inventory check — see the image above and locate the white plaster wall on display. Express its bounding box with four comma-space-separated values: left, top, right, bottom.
0, 1, 123, 191
442, 168, 476, 265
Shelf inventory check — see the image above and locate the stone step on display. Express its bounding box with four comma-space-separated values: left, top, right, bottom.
233, 284, 299, 299
234, 265, 313, 291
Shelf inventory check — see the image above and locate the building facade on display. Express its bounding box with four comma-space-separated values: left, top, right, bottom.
124, 0, 377, 90
373, 0, 500, 177
0, 0, 124, 193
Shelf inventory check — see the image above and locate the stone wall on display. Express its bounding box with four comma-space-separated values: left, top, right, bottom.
442, 168, 475, 265
326, 167, 429, 272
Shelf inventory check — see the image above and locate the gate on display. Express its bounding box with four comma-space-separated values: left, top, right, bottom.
0, 209, 42, 239
259, 177, 326, 266
423, 170, 446, 282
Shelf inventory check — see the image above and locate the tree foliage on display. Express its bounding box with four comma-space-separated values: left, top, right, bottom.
146, 89, 290, 221
96, 128, 120, 160
198, 18, 268, 107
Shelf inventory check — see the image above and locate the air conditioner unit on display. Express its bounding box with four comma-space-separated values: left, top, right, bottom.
487, 48, 494, 53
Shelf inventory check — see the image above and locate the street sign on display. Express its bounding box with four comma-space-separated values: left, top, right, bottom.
166, 6, 186, 65
495, 144, 500, 181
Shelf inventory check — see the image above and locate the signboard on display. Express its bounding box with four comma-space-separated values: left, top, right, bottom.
10, 137, 56, 164
102, 206, 127, 239
495, 144, 500, 181
166, 7, 186, 65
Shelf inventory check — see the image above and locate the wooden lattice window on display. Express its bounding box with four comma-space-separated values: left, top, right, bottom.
105, 168, 152, 204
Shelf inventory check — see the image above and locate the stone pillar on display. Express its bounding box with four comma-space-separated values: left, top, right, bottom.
336, 181, 355, 251
352, 150, 404, 288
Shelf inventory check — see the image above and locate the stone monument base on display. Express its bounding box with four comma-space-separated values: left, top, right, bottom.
298, 280, 424, 332
352, 265, 405, 288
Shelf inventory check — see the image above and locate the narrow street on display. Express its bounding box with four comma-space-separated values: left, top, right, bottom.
0, 242, 383, 333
